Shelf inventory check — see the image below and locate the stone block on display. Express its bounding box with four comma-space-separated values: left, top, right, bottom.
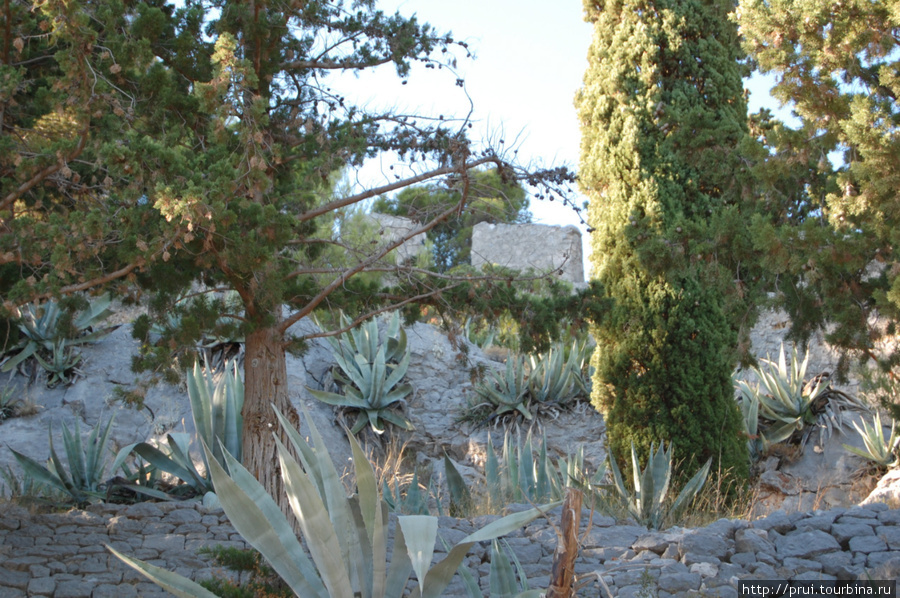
121, 503, 163, 518
142, 533, 186, 553
735, 529, 775, 555
730, 552, 756, 566
657, 572, 701, 593
775, 530, 840, 559
877, 525, 900, 550
753, 510, 794, 534
679, 532, 728, 560
54, 579, 94, 598
849, 535, 887, 554
867, 551, 899, 569
0, 568, 29, 590
163, 508, 202, 525
91, 584, 137, 598
25, 577, 54, 596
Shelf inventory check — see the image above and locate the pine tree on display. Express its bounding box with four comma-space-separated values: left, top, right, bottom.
576, 0, 754, 480
737, 0, 900, 386
1, 0, 578, 506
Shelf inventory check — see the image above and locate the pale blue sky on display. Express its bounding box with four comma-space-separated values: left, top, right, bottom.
331, 1, 785, 277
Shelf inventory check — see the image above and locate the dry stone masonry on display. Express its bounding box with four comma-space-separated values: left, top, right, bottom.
470, 222, 584, 283
2, 501, 900, 597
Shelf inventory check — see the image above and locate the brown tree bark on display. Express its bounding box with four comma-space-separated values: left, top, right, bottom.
546, 487, 583, 598
241, 313, 300, 523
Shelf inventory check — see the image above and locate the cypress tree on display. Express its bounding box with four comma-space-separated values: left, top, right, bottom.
576, 0, 753, 481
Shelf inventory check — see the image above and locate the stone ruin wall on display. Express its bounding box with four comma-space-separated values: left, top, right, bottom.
371, 213, 889, 396
470, 221, 584, 283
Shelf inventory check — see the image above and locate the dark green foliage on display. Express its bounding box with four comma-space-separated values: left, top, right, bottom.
577, 0, 754, 482
373, 168, 529, 271
597, 275, 748, 480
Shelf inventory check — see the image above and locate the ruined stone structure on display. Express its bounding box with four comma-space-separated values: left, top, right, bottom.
366, 213, 427, 263
470, 222, 584, 283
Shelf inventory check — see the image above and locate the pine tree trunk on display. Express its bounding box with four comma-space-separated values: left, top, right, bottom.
241, 314, 300, 521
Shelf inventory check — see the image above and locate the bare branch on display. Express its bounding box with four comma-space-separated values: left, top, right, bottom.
295, 155, 500, 223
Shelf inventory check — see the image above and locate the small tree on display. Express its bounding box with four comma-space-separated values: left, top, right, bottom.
576, 0, 755, 480
2, 0, 577, 506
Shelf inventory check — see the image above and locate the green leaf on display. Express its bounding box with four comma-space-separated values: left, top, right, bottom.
212, 445, 327, 597
108, 545, 220, 598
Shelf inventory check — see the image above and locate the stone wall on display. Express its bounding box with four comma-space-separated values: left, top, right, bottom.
470, 222, 584, 283
366, 213, 427, 263
2, 501, 899, 597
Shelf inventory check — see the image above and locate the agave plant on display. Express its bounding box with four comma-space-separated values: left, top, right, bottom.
483, 430, 606, 511
843, 412, 900, 468
126, 359, 244, 495
0, 386, 21, 421
735, 381, 766, 462
109, 405, 558, 598
10, 415, 131, 505
34, 340, 84, 387
606, 442, 711, 530
310, 312, 414, 434
470, 355, 532, 422
382, 469, 433, 515
736, 344, 865, 448
457, 539, 540, 598
1, 296, 114, 383
528, 343, 580, 405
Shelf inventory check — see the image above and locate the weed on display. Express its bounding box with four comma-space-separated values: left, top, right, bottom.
197, 546, 291, 598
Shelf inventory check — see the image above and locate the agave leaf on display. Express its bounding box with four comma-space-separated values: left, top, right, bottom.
10, 448, 71, 496
455, 548, 482, 598
444, 455, 472, 516
384, 511, 415, 596
220, 361, 244, 462
88, 416, 116, 491
47, 426, 77, 499
486, 435, 502, 508
650, 444, 672, 516
214, 446, 327, 597
349, 430, 378, 538
62, 420, 87, 491
380, 409, 415, 431
275, 436, 356, 598
383, 349, 410, 392
0, 340, 38, 372
109, 443, 139, 476
489, 539, 518, 598
400, 515, 439, 597
416, 503, 560, 598
72, 294, 113, 331
307, 387, 369, 408
131, 440, 208, 492
107, 545, 219, 598
186, 362, 214, 464
666, 458, 711, 525
380, 383, 414, 407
